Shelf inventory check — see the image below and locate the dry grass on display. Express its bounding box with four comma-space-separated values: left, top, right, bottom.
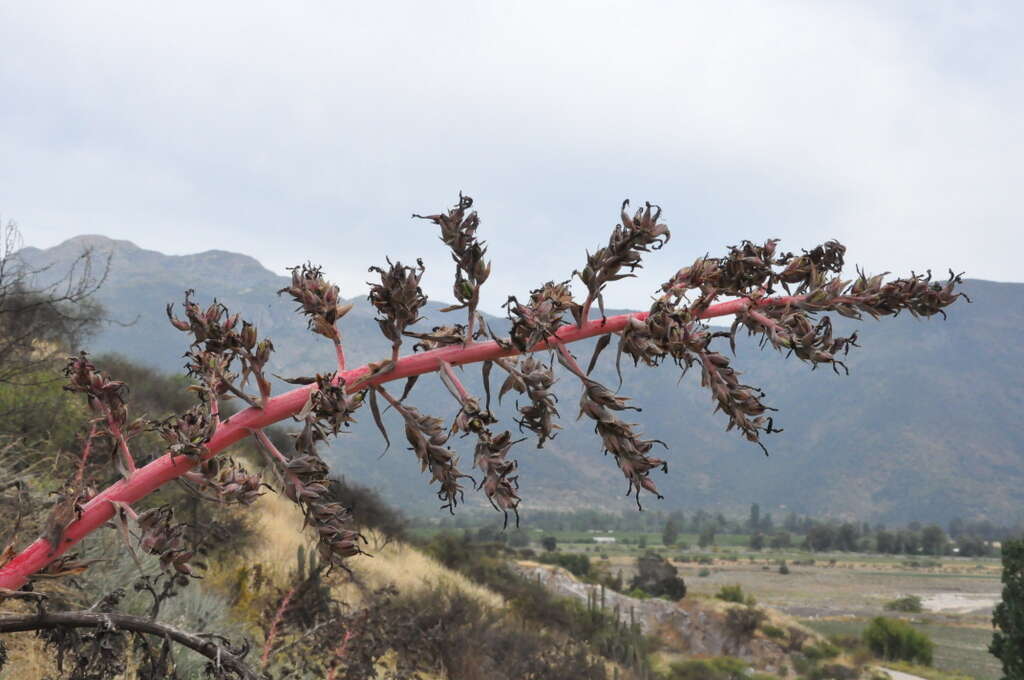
244, 492, 504, 610
0, 629, 56, 680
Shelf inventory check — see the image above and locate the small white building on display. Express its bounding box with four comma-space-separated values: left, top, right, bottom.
594, 536, 617, 544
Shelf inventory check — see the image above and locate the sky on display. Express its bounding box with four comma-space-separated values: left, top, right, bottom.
2, 1, 1021, 313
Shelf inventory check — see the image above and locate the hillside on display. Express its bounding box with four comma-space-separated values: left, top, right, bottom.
15, 235, 1024, 524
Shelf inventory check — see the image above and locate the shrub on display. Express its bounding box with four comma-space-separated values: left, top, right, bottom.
862, 617, 934, 665
778, 560, 790, 575
698, 568, 711, 578
506, 528, 530, 548
725, 605, 766, 638
630, 551, 686, 600
803, 640, 840, 660
884, 594, 923, 613
716, 584, 755, 605
537, 552, 591, 578
762, 624, 786, 639
667, 656, 750, 680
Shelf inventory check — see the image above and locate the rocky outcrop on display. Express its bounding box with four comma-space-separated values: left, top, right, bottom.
515, 562, 820, 675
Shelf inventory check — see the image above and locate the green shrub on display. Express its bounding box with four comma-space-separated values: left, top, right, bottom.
716, 584, 746, 603
778, 560, 790, 575
803, 640, 840, 660
716, 584, 755, 605
862, 617, 934, 665
829, 633, 864, 650
761, 624, 786, 639
815, 664, 859, 680
698, 568, 711, 577
884, 595, 923, 613
537, 551, 591, 578
667, 656, 749, 680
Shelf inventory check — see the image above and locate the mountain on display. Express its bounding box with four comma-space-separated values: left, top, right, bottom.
16, 235, 1024, 525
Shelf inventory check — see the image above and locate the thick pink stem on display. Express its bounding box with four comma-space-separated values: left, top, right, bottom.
439, 360, 472, 402
0, 294, 800, 589
333, 339, 346, 374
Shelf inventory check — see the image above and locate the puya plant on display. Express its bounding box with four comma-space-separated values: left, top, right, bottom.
0, 195, 965, 670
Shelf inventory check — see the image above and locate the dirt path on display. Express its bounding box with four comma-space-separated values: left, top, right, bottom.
920, 592, 998, 614
878, 667, 929, 680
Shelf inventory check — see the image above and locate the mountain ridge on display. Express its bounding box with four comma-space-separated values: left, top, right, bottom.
16, 235, 1024, 525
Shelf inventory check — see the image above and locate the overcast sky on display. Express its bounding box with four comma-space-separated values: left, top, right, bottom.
2, 2, 1020, 313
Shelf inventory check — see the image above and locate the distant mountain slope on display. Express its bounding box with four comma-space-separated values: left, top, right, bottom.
17, 236, 1024, 524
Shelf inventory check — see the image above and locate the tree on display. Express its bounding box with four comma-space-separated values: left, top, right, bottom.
748, 532, 765, 551
805, 524, 836, 552
990, 538, 1024, 679
507, 528, 530, 548
920, 524, 947, 556
698, 526, 716, 548
958, 534, 993, 557
836, 523, 860, 552
631, 551, 686, 600
662, 516, 680, 546
863, 617, 933, 665
876, 530, 898, 554
0, 195, 966, 674
541, 535, 558, 552
0, 221, 109, 426
748, 503, 760, 533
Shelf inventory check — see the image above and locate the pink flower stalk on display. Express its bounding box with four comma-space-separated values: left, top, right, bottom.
0, 294, 787, 590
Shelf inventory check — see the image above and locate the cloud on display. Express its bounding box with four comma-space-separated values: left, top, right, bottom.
1, 1, 1020, 312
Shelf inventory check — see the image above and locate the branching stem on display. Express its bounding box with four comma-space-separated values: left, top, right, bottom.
0, 610, 260, 680
0, 293, 802, 590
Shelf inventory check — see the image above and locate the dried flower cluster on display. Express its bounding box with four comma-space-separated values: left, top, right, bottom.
377, 387, 472, 514
252, 388, 368, 570
367, 258, 427, 361
556, 345, 667, 507
278, 263, 354, 344
127, 505, 197, 577
63, 352, 145, 478
157, 406, 215, 460
488, 356, 558, 447
167, 290, 275, 407
505, 280, 574, 351
405, 324, 467, 352
414, 192, 491, 340
575, 200, 670, 322
189, 457, 266, 505
438, 361, 522, 524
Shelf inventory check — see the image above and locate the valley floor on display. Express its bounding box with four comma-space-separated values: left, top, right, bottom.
568, 543, 1002, 680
